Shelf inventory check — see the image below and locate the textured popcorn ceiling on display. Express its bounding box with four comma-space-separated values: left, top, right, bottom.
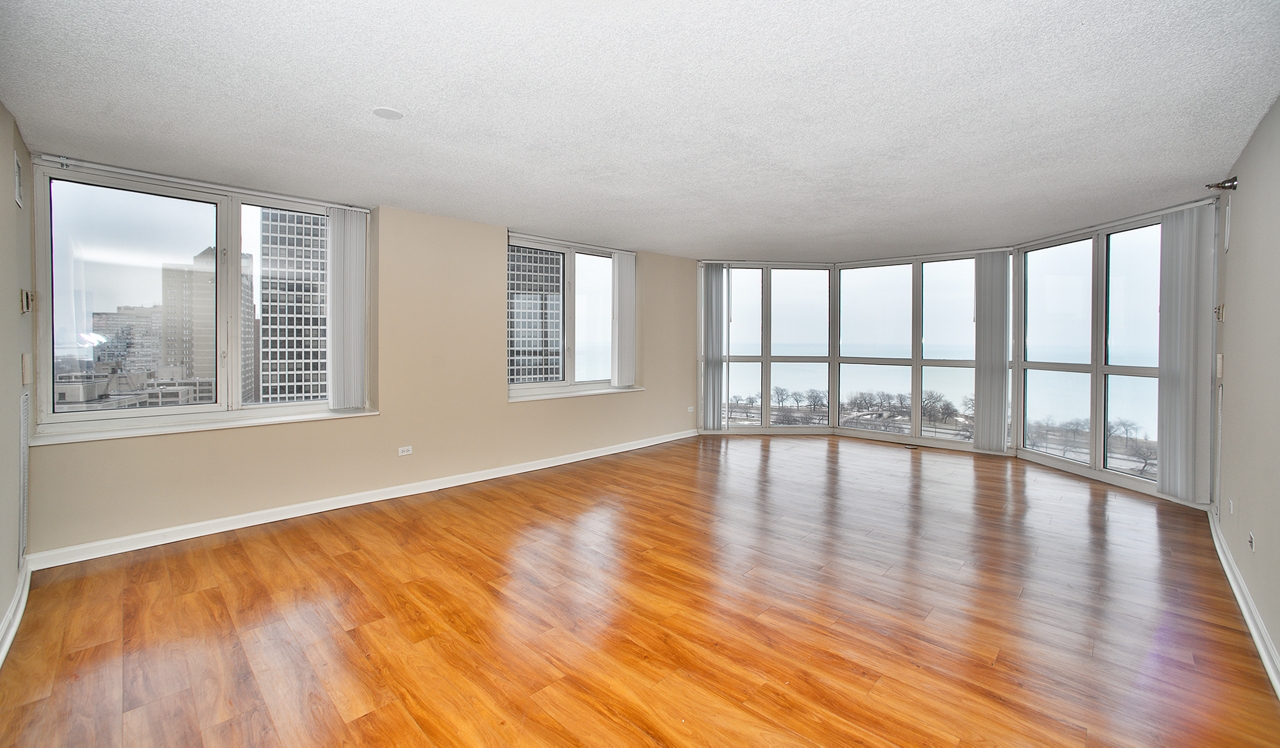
1, 1, 1278, 262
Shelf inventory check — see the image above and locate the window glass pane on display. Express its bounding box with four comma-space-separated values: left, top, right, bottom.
1023, 369, 1091, 463
1106, 375, 1158, 480
769, 362, 828, 426
922, 258, 975, 360
507, 246, 563, 384
727, 361, 762, 425
771, 269, 828, 357
840, 264, 911, 359
575, 253, 613, 382
1107, 225, 1160, 367
1025, 239, 1092, 364
728, 268, 761, 357
51, 179, 217, 412
922, 366, 974, 441
839, 363, 911, 434
242, 205, 328, 405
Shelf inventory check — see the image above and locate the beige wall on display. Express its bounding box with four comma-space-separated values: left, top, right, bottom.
27, 205, 697, 552
1218, 96, 1280, 655
0, 102, 33, 605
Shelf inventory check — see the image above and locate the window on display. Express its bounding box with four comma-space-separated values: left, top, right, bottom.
920, 258, 975, 442
703, 205, 1193, 494
242, 205, 328, 404
769, 269, 829, 425
34, 161, 369, 441
506, 235, 636, 399
838, 264, 912, 434
1019, 223, 1161, 480
839, 363, 911, 433
1103, 225, 1160, 478
51, 180, 218, 413
1021, 239, 1094, 461
726, 268, 763, 424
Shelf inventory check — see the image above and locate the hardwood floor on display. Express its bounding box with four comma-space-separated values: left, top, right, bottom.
0, 435, 1276, 746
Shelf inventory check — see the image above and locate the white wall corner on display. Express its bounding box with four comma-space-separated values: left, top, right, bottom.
25, 430, 699, 572
0, 559, 31, 668
1209, 510, 1280, 699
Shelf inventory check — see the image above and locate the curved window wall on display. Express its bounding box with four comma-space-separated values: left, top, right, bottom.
706, 211, 1177, 492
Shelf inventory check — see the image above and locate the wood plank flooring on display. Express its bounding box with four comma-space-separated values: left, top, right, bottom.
0, 435, 1277, 746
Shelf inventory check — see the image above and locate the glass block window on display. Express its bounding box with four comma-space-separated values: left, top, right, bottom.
507, 245, 564, 384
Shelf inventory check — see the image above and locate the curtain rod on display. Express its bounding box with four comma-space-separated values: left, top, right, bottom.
1013, 196, 1218, 249
699, 195, 1219, 266
34, 153, 371, 214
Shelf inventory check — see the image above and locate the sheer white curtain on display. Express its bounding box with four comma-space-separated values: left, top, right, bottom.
701, 263, 726, 430
1158, 204, 1216, 502
974, 251, 1010, 452
327, 207, 368, 411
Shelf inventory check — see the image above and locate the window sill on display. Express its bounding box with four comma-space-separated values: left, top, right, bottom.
30, 403, 379, 446
507, 384, 644, 403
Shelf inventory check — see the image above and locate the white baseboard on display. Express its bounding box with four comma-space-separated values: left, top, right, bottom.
0, 560, 31, 667
26, 429, 698, 572
1209, 509, 1280, 699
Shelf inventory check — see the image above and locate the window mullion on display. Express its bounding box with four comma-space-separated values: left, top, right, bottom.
226, 197, 244, 411
565, 252, 576, 386
911, 261, 923, 437
1091, 230, 1107, 470
761, 267, 772, 427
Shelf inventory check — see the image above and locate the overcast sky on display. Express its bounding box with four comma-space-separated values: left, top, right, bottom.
51, 179, 216, 354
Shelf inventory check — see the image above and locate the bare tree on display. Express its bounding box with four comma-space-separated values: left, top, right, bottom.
772, 386, 789, 408
1060, 418, 1089, 457
921, 390, 944, 432
805, 389, 826, 411
1130, 442, 1157, 477
789, 391, 805, 409
729, 395, 743, 418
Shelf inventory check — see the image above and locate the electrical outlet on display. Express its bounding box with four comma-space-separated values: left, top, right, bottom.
1248, 532, 1255, 551
1229, 500, 1234, 514
688, 406, 694, 412
397, 446, 412, 456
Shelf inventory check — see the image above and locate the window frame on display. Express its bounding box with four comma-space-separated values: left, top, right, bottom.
31, 160, 373, 445
506, 232, 640, 402
1012, 218, 1162, 486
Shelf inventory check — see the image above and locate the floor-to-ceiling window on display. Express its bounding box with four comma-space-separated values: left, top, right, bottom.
1018, 222, 1161, 481
704, 205, 1197, 495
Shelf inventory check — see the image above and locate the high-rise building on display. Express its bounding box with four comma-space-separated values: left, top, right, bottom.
161, 247, 216, 381
257, 210, 328, 403
240, 256, 259, 403
91, 305, 161, 372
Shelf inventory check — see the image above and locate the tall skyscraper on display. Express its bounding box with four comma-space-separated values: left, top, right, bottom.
257, 210, 328, 403
241, 255, 259, 403
161, 246, 216, 379
91, 305, 161, 371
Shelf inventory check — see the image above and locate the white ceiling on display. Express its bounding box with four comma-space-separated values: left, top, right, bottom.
2, 1, 1278, 262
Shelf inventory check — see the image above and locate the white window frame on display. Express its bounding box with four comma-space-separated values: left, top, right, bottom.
713, 255, 989, 445
507, 232, 640, 402
700, 199, 1216, 502
1013, 218, 1162, 489
30, 158, 374, 445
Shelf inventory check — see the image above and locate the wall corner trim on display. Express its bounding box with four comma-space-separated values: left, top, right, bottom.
1209, 510, 1280, 699
0, 560, 31, 668
25, 430, 699, 572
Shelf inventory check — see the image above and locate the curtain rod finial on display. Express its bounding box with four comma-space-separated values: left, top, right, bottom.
1206, 177, 1237, 191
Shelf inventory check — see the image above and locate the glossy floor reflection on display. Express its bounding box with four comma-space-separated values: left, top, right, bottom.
0, 435, 1276, 746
